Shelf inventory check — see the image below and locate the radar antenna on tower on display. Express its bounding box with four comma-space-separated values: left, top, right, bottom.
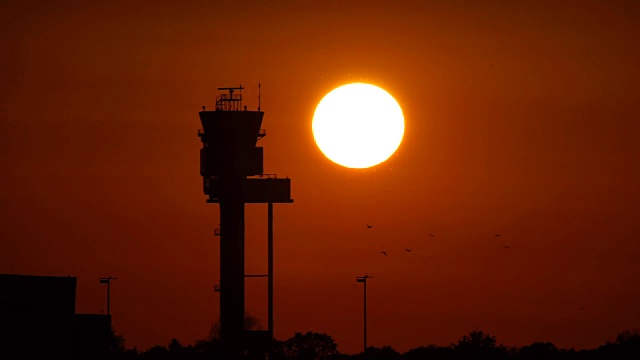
215, 85, 244, 111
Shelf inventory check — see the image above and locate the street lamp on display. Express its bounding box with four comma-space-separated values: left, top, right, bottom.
99, 276, 117, 316
356, 275, 372, 353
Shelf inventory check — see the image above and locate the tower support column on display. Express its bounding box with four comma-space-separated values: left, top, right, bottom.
219, 176, 245, 360
267, 202, 274, 341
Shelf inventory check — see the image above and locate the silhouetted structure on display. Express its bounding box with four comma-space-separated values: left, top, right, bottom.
198, 85, 292, 359
0, 274, 76, 359
356, 275, 373, 353
0, 274, 112, 359
100, 276, 117, 316
73, 314, 113, 359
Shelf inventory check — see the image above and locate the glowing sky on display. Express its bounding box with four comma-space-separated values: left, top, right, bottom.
1, 0, 639, 354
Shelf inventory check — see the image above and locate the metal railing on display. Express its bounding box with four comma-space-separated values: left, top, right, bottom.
215, 93, 243, 111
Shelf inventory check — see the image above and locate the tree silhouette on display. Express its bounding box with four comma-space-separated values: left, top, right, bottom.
167, 339, 182, 354
452, 330, 507, 359
100, 327, 640, 360
208, 312, 262, 340
106, 327, 127, 358
598, 329, 640, 357
140, 344, 169, 360
273, 331, 338, 360
360, 345, 400, 360
518, 341, 560, 359
403, 345, 454, 360
613, 329, 640, 349
192, 337, 220, 356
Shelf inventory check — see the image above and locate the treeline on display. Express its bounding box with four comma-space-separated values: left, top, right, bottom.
110, 329, 640, 360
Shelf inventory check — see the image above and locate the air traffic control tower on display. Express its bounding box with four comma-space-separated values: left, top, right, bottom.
198, 86, 292, 359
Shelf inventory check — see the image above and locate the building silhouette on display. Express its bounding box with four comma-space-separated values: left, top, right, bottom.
0, 274, 112, 359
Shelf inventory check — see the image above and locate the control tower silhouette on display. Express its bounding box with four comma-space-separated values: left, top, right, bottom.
198, 85, 292, 359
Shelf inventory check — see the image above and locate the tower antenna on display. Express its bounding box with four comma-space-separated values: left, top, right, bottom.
258, 83, 261, 111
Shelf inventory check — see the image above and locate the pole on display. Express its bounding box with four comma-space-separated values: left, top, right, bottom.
356, 275, 371, 353
363, 278, 367, 352
267, 202, 274, 341
100, 276, 117, 317
107, 280, 111, 316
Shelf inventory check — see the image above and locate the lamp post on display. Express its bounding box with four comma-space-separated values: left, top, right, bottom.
99, 276, 117, 316
356, 275, 372, 353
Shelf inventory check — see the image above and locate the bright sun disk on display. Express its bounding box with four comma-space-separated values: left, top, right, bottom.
312, 83, 404, 168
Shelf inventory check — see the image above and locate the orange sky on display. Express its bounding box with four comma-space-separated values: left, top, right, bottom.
1, 0, 639, 354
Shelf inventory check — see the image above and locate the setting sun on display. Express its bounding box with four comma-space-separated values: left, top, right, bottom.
312, 83, 405, 168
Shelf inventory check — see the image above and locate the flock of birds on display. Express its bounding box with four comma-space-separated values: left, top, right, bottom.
364, 225, 590, 311
366, 224, 511, 256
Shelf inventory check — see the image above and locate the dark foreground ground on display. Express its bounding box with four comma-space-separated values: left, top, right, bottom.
106, 329, 639, 360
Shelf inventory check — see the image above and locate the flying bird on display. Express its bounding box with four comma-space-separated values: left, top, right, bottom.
367, 224, 374, 229
495, 233, 501, 237
428, 234, 435, 237
405, 248, 412, 252
503, 245, 510, 249
380, 251, 387, 256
